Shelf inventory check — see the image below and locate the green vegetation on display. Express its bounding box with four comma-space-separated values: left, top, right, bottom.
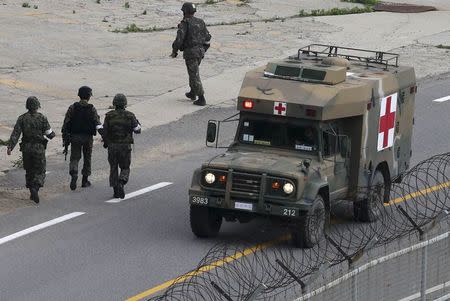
96, 0, 100, 4
112, 23, 177, 33
22, 2, 30, 8
205, 0, 216, 4
33, 5, 38, 9
124, 2, 130, 9
0, 138, 9, 146
436, 44, 450, 50
341, 0, 379, 5
142, 9, 147, 15
299, 6, 373, 17
73, 10, 76, 14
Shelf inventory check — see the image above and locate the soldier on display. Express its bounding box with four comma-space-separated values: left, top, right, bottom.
62, 86, 102, 191
171, 2, 211, 106
102, 94, 141, 199
6, 96, 56, 203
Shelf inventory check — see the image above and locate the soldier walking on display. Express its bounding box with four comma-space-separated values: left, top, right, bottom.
102, 94, 141, 199
171, 2, 211, 106
6, 97, 56, 203
62, 86, 102, 190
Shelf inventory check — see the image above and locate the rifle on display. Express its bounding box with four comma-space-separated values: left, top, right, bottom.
62, 134, 70, 161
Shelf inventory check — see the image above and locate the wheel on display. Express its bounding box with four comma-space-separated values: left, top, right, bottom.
292, 195, 326, 248
190, 205, 222, 238
354, 169, 389, 222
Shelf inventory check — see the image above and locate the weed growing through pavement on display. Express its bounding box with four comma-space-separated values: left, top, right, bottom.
124, 2, 130, 9
341, 0, 379, 5
436, 44, 450, 50
142, 10, 147, 15
22, 2, 30, 8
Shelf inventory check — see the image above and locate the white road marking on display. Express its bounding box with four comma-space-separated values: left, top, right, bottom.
433, 95, 450, 102
0, 212, 85, 246
105, 182, 173, 203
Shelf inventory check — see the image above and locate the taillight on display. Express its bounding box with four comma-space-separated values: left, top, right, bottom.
243, 100, 254, 109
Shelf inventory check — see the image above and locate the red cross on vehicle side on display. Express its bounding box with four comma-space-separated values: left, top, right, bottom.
274, 102, 287, 116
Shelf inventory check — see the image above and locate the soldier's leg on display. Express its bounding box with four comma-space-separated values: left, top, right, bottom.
118, 145, 132, 185
185, 58, 204, 97
108, 146, 119, 188
28, 150, 45, 203
81, 137, 93, 187
69, 141, 82, 190
22, 151, 33, 189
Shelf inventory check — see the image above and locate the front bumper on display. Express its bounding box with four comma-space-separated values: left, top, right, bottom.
189, 187, 313, 219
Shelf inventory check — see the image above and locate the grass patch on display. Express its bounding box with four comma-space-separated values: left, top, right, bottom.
341, 0, 379, 5
436, 44, 450, 50
22, 2, 30, 8
0, 138, 9, 146
124, 2, 130, 9
96, 0, 100, 4
205, 0, 216, 4
299, 6, 373, 17
112, 23, 177, 33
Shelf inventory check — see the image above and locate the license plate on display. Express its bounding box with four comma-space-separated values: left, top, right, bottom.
235, 202, 253, 211
191, 196, 209, 205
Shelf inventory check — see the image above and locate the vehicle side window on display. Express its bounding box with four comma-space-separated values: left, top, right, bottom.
322, 125, 339, 157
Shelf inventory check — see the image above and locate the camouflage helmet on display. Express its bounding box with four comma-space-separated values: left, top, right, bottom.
78, 86, 93, 100
181, 2, 196, 14
113, 93, 127, 108
26, 96, 40, 111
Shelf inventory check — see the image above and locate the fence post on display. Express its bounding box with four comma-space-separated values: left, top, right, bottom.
398, 207, 448, 301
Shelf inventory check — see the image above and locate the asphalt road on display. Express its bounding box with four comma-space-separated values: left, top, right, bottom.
0, 73, 449, 301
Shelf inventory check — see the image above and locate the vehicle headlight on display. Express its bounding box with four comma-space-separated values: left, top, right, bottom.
283, 183, 294, 194
204, 172, 216, 184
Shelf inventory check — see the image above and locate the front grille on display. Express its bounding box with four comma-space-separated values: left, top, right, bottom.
232, 172, 261, 195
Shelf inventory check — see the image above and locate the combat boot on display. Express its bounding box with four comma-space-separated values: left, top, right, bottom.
185, 90, 196, 100
70, 175, 77, 191
193, 95, 206, 106
81, 175, 91, 188
113, 186, 120, 198
30, 187, 39, 204
117, 181, 125, 199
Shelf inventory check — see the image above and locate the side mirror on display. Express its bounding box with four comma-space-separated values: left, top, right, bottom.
340, 136, 351, 158
206, 120, 219, 147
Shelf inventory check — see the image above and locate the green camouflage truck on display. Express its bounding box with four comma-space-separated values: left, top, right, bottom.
189, 44, 416, 247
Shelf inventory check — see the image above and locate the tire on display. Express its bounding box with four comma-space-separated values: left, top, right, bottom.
354, 169, 389, 222
292, 195, 326, 248
190, 205, 222, 238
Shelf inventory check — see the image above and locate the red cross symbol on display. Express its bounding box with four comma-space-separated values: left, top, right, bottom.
274, 102, 287, 116
378, 95, 396, 150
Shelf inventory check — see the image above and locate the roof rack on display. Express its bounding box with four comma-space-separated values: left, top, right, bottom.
297, 44, 399, 70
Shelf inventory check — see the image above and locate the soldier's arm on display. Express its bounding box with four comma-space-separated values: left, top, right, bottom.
92, 106, 104, 135
61, 105, 73, 135
131, 114, 141, 134
102, 115, 109, 147
7, 117, 23, 152
43, 116, 56, 140
172, 21, 187, 55
203, 20, 211, 51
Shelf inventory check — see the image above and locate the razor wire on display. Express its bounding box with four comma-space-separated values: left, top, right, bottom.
148, 152, 450, 301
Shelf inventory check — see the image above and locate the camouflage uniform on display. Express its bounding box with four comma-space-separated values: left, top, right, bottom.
62, 98, 101, 188
172, 14, 211, 100
7, 97, 55, 203
102, 94, 141, 198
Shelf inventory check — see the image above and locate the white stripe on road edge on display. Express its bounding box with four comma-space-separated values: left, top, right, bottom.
105, 182, 173, 204
398, 281, 450, 301
293, 231, 450, 301
433, 95, 450, 102
0, 212, 85, 246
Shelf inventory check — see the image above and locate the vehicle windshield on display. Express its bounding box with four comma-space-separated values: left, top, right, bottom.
237, 116, 319, 152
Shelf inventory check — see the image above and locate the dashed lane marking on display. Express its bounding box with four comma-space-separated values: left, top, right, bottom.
106, 182, 173, 204
0, 212, 85, 246
432, 95, 450, 102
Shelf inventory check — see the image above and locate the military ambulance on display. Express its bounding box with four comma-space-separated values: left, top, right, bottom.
189, 44, 416, 247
